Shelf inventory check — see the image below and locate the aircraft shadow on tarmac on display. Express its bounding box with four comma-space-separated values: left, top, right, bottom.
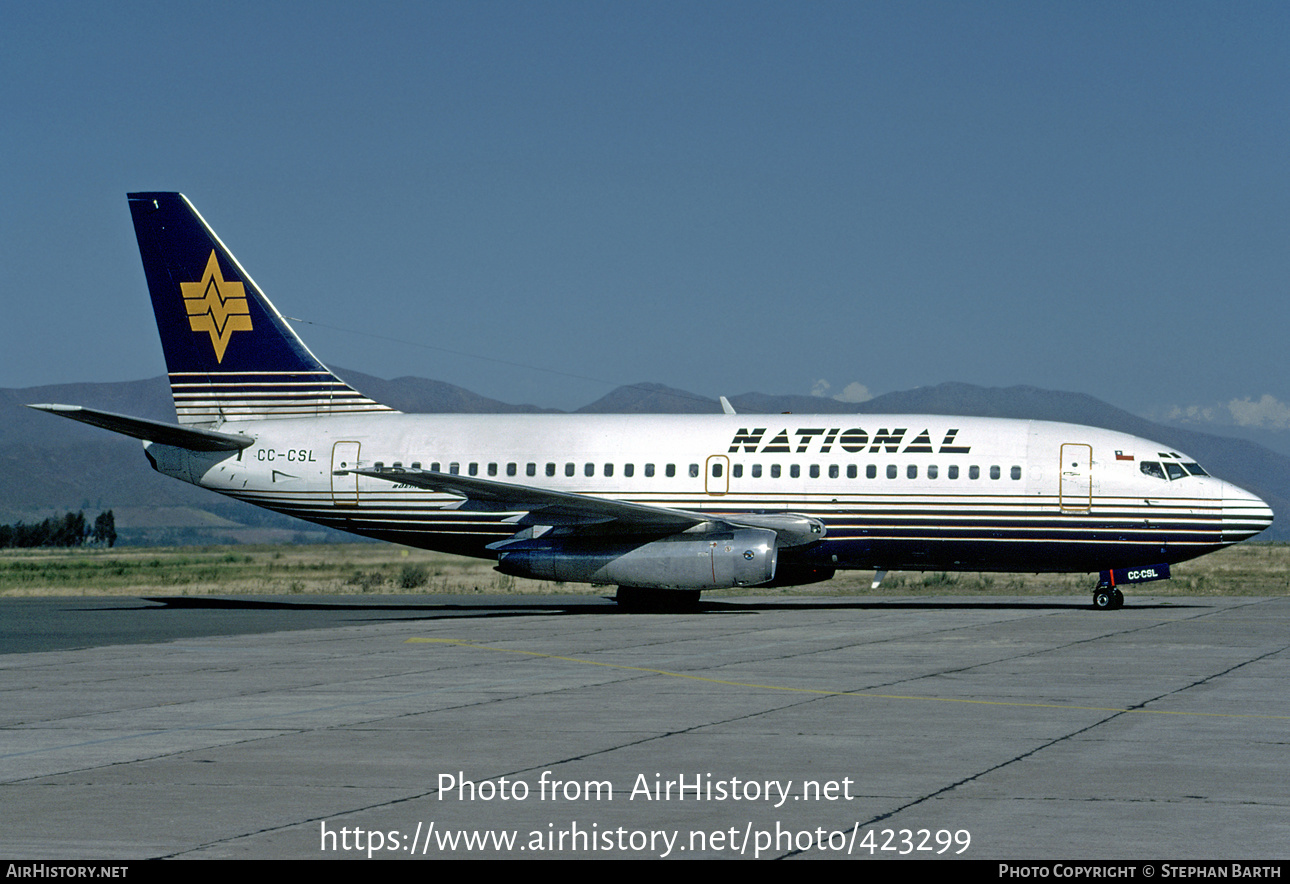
137, 595, 1204, 619
1, 595, 1204, 656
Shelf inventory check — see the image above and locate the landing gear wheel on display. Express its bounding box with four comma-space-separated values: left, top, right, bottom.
1093, 587, 1125, 610
615, 587, 701, 613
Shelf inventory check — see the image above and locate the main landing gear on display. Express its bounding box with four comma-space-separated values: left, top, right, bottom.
1092, 583, 1125, 610
614, 586, 702, 612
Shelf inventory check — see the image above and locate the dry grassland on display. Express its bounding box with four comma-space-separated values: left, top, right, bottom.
0, 542, 1285, 598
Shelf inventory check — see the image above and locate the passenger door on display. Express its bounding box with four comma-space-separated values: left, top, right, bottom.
1059, 443, 1092, 511
331, 441, 360, 505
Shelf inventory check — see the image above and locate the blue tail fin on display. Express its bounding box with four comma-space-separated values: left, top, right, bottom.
127, 192, 395, 425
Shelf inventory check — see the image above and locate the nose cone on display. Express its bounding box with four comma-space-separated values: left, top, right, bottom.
1222, 483, 1275, 542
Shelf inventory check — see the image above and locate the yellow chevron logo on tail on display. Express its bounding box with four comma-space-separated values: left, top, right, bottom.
180, 250, 253, 362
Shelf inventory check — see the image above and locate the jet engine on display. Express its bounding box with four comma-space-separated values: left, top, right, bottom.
495, 527, 778, 590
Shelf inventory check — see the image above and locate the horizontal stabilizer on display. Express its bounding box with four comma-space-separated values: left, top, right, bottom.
27, 404, 255, 451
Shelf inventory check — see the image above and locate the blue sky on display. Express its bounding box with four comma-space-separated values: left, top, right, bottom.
4, 2, 1287, 423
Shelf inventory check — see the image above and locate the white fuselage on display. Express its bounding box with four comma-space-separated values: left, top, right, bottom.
145, 412, 1273, 576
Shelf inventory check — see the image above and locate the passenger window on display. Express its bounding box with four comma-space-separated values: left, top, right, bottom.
487, 463, 498, 476
771, 464, 781, 478
546, 463, 555, 477
689, 464, 699, 478
666, 464, 676, 477
829, 464, 839, 479
809, 465, 819, 479
886, 464, 897, 479
506, 463, 516, 476
790, 465, 800, 478
1011, 466, 1021, 480
928, 465, 938, 479
1140, 462, 1166, 480
604, 463, 613, 477
948, 465, 958, 479
449, 462, 460, 475
907, 465, 918, 479
430, 462, 440, 472
645, 463, 655, 477
846, 465, 857, 479
990, 465, 1000, 480
565, 463, 575, 477
585, 463, 594, 477
711, 463, 723, 478
969, 466, 980, 480
732, 464, 742, 478
752, 464, 762, 478
411, 462, 421, 470
527, 463, 536, 477
866, 465, 877, 479
624, 464, 634, 477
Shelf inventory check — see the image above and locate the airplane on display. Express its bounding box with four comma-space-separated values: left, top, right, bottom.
30, 192, 1274, 610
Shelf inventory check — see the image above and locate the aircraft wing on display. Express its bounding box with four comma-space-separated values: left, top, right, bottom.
351, 467, 702, 532
27, 404, 255, 451
351, 467, 824, 547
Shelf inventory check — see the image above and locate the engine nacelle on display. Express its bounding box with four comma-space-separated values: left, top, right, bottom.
496, 527, 779, 590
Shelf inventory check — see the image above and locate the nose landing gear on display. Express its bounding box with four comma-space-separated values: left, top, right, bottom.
1092, 583, 1125, 610
1092, 564, 1169, 609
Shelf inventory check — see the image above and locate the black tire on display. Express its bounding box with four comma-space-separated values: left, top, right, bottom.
1093, 589, 1114, 610
1111, 589, 1124, 609
615, 587, 701, 613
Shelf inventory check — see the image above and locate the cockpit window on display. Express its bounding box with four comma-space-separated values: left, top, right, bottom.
1141, 461, 1166, 480
1143, 460, 1208, 480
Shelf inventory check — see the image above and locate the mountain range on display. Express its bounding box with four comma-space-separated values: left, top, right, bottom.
3, 372, 1285, 543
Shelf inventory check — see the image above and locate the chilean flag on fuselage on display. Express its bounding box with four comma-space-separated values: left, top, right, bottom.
127, 193, 393, 426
